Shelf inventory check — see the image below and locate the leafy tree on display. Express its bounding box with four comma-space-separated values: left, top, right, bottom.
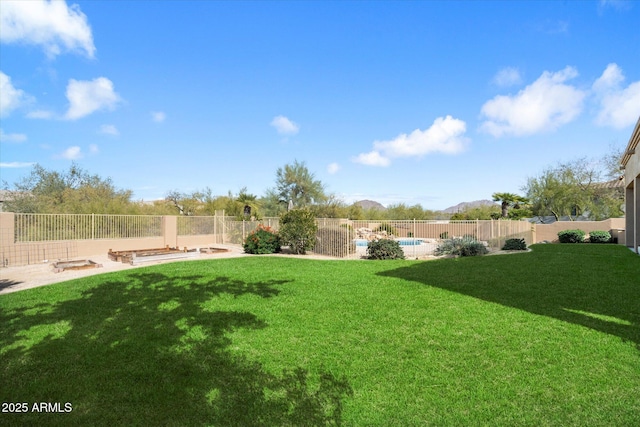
273, 160, 327, 209
279, 208, 318, 254
165, 190, 203, 216
4, 163, 133, 214
346, 203, 365, 220
450, 205, 501, 220
523, 157, 624, 221
601, 144, 625, 181
386, 203, 437, 220
310, 195, 349, 218
164, 187, 260, 218
259, 190, 286, 217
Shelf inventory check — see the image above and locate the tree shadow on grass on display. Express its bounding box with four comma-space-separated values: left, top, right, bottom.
0, 279, 23, 292
378, 245, 640, 349
0, 271, 352, 426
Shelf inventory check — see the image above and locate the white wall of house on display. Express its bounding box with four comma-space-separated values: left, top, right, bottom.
623, 118, 640, 253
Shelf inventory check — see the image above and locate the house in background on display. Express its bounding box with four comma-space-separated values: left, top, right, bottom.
622, 117, 640, 253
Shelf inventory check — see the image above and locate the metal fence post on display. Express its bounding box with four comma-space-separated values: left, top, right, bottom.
413, 218, 416, 258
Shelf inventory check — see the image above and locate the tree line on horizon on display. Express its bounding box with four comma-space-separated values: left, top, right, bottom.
2, 148, 625, 222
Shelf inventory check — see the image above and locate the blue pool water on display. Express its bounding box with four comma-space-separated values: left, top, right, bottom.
355, 238, 424, 247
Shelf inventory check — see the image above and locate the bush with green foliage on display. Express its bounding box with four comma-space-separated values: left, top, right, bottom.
502, 238, 527, 251
557, 229, 585, 243
435, 237, 488, 257
439, 231, 449, 239
373, 222, 398, 236
315, 226, 356, 257
243, 224, 281, 254
367, 239, 406, 260
279, 208, 318, 254
588, 230, 611, 244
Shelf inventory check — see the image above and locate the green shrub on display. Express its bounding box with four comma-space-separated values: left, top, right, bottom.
439, 231, 449, 239
315, 226, 355, 257
367, 239, 405, 260
435, 237, 488, 257
243, 224, 281, 254
374, 222, 398, 236
279, 208, 318, 255
558, 229, 585, 243
502, 238, 527, 251
588, 230, 611, 244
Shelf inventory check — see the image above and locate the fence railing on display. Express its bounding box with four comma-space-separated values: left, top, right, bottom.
14, 213, 163, 242
4, 213, 533, 265
232, 218, 533, 258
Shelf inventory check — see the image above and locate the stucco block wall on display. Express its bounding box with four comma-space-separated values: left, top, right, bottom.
0, 212, 223, 267
534, 218, 626, 243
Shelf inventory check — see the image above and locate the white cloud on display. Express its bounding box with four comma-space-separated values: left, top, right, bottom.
327, 162, 340, 174
0, 161, 35, 168
151, 111, 166, 123
27, 109, 54, 119
100, 124, 119, 136
592, 63, 640, 129
352, 151, 391, 167
598, 0, 632, 12
480, 66, 586, 137
0, 0, 95, 58
492, 67, 523, 87
89, 143, 99, 154
0, 71, 33, 116
0, 129, 27, 143
59, 145, 82, 160
65, 77, 121, 120
353, 115, 468, 167
270, 115, 300, 135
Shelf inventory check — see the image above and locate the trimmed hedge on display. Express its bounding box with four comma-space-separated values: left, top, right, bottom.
502, 238, 527, 251
367, 239, 405, 260
588, 230, 611, 244
558, 229, 585, 243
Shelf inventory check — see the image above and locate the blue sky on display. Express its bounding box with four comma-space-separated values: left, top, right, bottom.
1, 0, 639, 210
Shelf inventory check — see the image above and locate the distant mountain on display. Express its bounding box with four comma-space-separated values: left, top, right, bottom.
354, 199, 387, 210
442, 199, 495, 214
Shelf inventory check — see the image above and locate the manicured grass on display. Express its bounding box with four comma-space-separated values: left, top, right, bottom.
1, 244, 639, 426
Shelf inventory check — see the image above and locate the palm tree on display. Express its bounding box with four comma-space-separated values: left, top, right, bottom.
236, 187, 260, 219
492, 192, 528, 218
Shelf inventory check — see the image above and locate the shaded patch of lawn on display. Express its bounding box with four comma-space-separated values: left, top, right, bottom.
0, 266, 351, 426
1, 245, 639, 426
379, 244, 640, 348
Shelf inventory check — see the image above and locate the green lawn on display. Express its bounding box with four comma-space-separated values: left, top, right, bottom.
1, 244, 639, 426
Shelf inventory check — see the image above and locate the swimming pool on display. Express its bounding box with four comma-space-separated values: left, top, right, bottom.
354, 238, 425, 247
